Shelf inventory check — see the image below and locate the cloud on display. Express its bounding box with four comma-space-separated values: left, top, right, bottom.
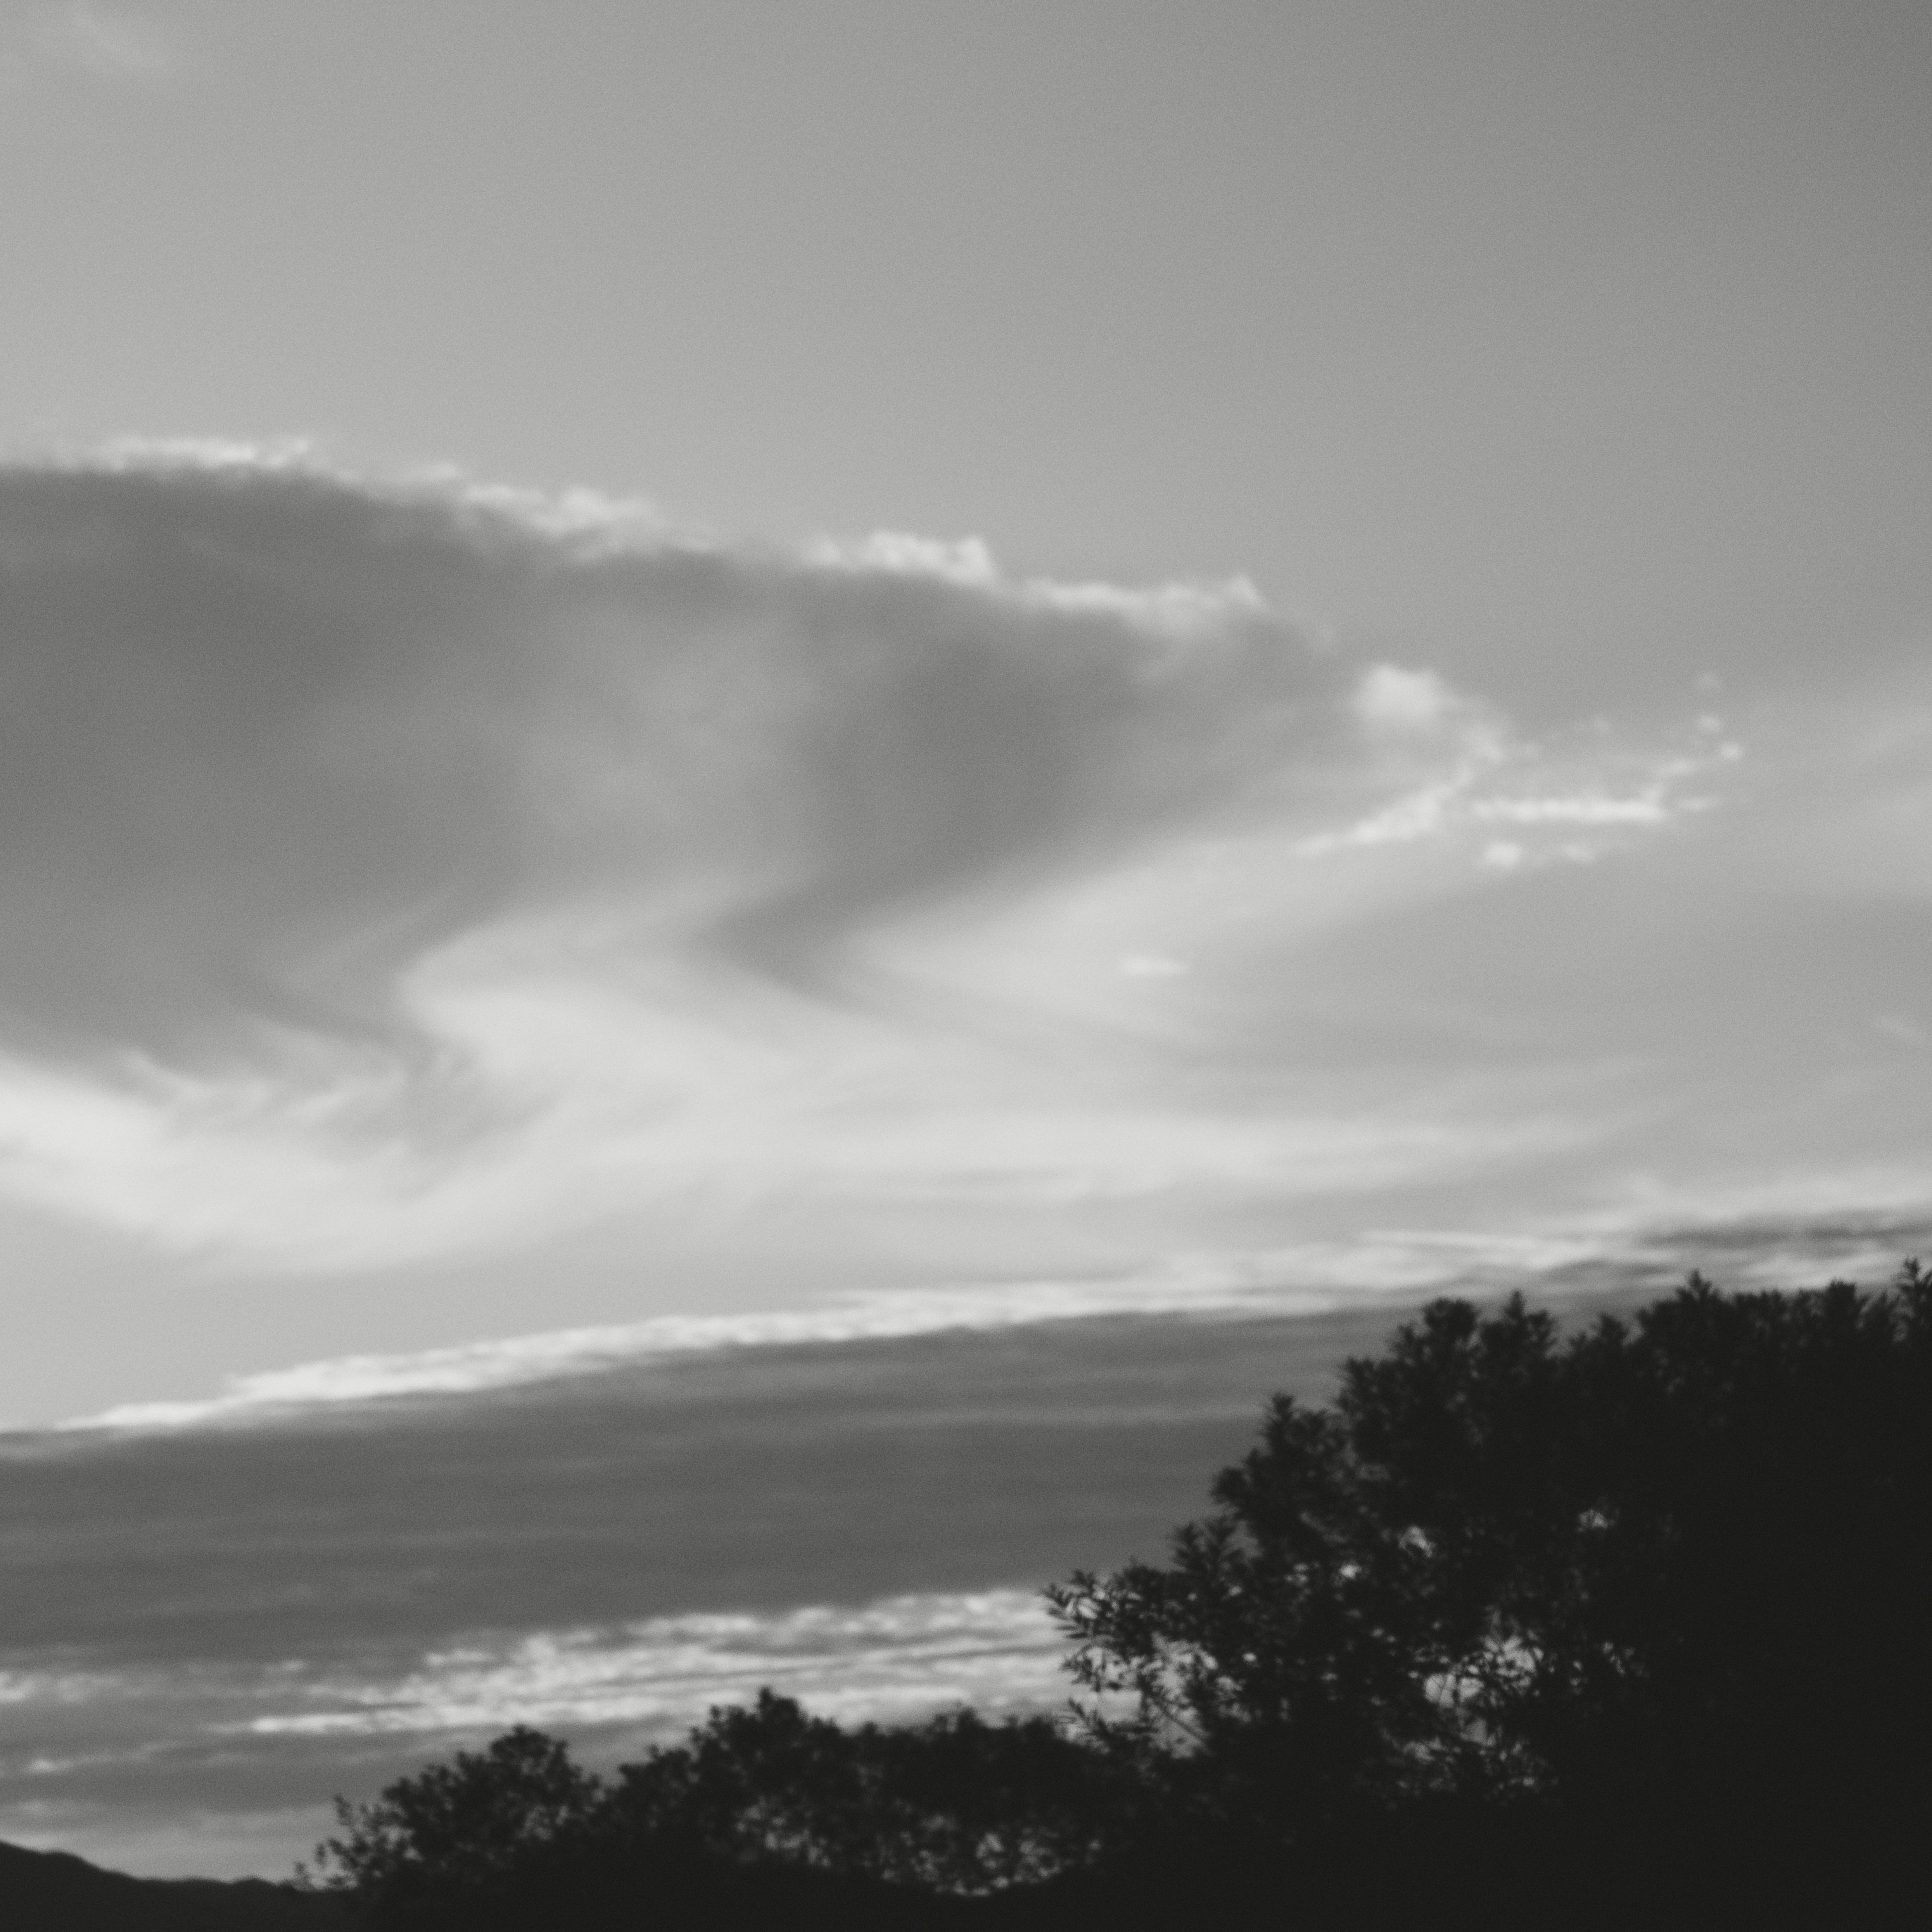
0, 450, 1311, 1056
9, 447, 1910, 1288
245, 1590, 1067, 1739
0, 1588, 1068, 1742
0, 450, 1351, 1249
52, 1262, 1400, 1431
1, 5, 175, 89
1354, 664, 1454, 733
1297, 722, 1722, 859
0, 446, 1639, 1268
61, 1203, 1932, 1435
0, 1587, 1075, 1875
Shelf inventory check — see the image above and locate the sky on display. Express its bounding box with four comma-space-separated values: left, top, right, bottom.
0, 0, 1928, 1878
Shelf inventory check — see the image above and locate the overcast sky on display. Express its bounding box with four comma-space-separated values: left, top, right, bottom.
1, 0, 1928, 1430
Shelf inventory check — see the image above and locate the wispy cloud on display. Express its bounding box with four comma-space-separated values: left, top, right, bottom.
54, 4, 172, 79
1, 4, 176, 89
0, 1587, 1073, 1875
0, 448, 1736, 1277
1, 448, 1923, 1316
247, 1590, 1066, 1739
0, 448, 1310, 1044
60, 1206, 1932, 1435
0, 1589, 1068, 1743
53, 1258, 1458, 1432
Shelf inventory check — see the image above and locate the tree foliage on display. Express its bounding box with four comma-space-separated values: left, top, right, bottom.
304, 1727, 602, 1905
608, 1688, 1119, 1891
1048, 1264, 1932, 1850
305, 1694, 1121, 1925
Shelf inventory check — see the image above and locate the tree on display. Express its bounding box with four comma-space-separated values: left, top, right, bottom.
303, 1726, 603, 1912
1046, 1263, 1932, 1880
608, 1689, 1120, 1891
303, 1695, 1122, 1925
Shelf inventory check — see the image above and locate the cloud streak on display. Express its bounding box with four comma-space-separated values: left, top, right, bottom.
0, 1589, 1068, 1745
246, 1589, 1066, 1739
0, 1588, 1072, 1877
60, 1206, 1932, 1435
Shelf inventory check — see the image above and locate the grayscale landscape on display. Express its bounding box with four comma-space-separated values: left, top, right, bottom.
0, 4, 1926, 1924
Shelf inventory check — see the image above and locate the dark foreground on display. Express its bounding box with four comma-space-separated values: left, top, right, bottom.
0, 1841, 351, 1930
5, 1821, 1923, 1932
14, 1267, 1929, 1930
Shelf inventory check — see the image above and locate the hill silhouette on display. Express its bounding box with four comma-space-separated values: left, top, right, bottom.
0, 1842, 352, 1932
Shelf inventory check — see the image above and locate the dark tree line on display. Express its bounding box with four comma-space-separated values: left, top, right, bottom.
304, 1265, 1932, 1928
303, 1700, 1123, 1922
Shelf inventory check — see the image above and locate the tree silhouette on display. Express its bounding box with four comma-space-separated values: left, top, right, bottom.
607, 1689, 1120, 1890
1048, 1263, 1932, 1893
305, 1695, 1122, 1926
304, 1727, 602, 1911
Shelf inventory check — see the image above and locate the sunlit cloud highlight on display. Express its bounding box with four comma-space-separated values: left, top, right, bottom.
246, 1591, 1065, 1740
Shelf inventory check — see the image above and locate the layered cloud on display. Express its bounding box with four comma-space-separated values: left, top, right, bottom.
62, 1210, 1932, 1435
0, 447, 1695, 1267
243, 1589, 1066, 1739
0, 447, 1922, 1297
0, 449, 1307, 1054
0, 1589, 1066, 1749
0, 1589, 1070, 1880
0, 1304, 1358, 1875
0, 449, 1319, 1252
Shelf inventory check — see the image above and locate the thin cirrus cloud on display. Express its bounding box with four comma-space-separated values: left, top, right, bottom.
0, 4, 175, 87
0, 1589, 1066, 1749
2, 444, 1920, 1296
62, 1217, 1932, 1437
243, 1590, 1067, 1740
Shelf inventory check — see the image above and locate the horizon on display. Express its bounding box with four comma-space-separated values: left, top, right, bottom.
0, 0, 1927, 1880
